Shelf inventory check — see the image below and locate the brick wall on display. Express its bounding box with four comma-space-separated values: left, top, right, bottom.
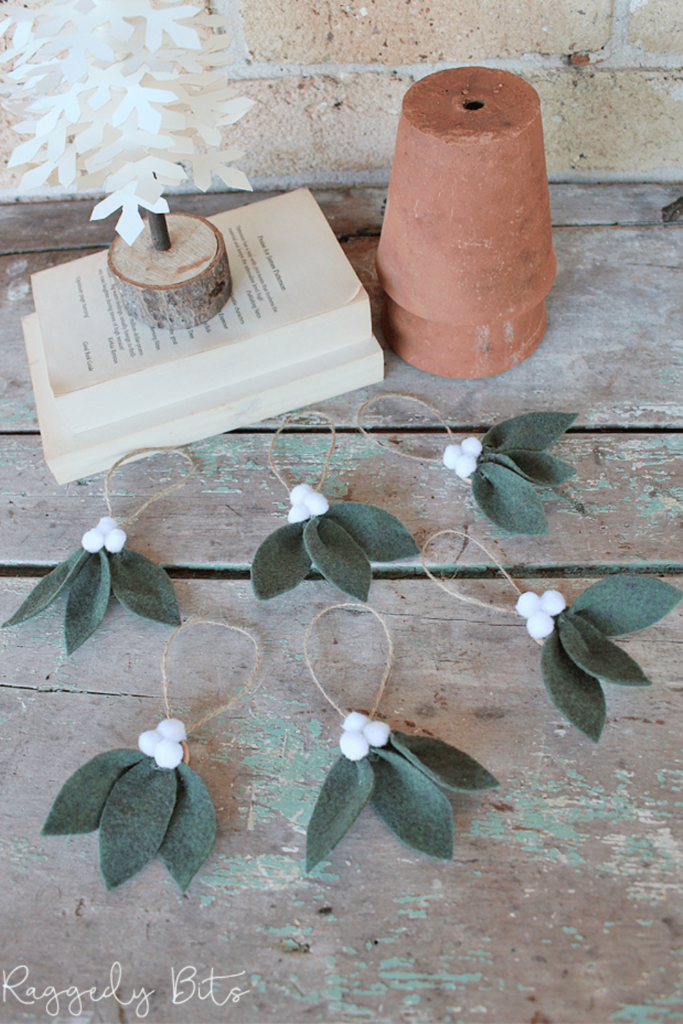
1, 0, 682, 198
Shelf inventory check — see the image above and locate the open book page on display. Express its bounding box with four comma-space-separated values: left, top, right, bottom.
31, 189, 362, 399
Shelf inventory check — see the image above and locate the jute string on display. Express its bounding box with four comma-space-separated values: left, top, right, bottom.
268, 412, 336, 494
421, 529, 543, 645
103, 447, 196, 527
160, 619, 261, 763
304, 603, 394, 720
356, 393, 458, 462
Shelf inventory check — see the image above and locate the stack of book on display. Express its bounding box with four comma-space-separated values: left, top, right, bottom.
24, 189, 384, 483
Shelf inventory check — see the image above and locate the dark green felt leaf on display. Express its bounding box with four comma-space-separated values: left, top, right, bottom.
370, 749, 453, 859
500, 450, 576, 485
472, 462, 549, 534
569, 575, 683, 636
251, 522, 311, 600
541, 630, 606, 742
109, 549, 180, 626
306, 756, 374, 871
325, 502, 419, 561
99, 757, 177, 889
3, 548, 89, 627
390, 731, 499, 791
42, 749, 145, 835
158, 763, 216, 891
482, 412, 577, 452
64, 550, 111, 654
303, 516, 372, 601
559, 613, 650, 687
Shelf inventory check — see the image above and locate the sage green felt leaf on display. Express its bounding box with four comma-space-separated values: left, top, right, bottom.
559, 613, 650, 687
482, 412, 577, 452
501, 450, 576, 485
541, 630, 606, 742
158, 764, 216, 891
472, 462, 549, 534
306, 756, 374, 871
303, 516, 372, 601
389, 732, 499, 791
42, 749, 145, 835
569, 575, 683, 636
3, 548, 90, 627
251, 522, 311, 600
325, 502, 419, 561
64, 550, 111, 655
370, 749, 453, 859
99, 758, 177, 890
110, 549, 180, 626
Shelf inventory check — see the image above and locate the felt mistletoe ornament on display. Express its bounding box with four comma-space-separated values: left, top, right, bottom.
423, 530, 682, 743
3, 449, 194, 653
303, 604, 498, 871
42, 618, 260, 890
252, 414, 419, 602
357, 395, 577, 535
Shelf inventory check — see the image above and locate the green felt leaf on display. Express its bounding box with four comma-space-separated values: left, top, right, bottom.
303, 516, 372, 601
64, 551, 111, 655
370, 749, 453, 859
541, 630, 606, 742
99, 757, 177, 890
499, 450, 576, 486
306, 756, 375, 871
389, 731, 499, 791
158, 763, 216, 891
325, 502, 419, 561
251, 522, 311, 600
3, 548, 89, 627
569, 575, 683, 637
42, 749, 145, 835
109, 549, 180, 626
472, 462, 549, 535
559, 613, 650, 687
482, 412, 577, 452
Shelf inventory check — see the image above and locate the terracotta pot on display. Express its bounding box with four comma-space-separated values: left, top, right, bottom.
376, 67, 556, 379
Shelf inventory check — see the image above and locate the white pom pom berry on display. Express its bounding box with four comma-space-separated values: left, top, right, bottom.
104, 527, 126, 553
82, 528, 105, 553
343, 711, 369, 732
363, 720, 391, 747
157, 718, 187, 742
339, 730, 370, 761
460, 436, 483, 457
138, 728, 163, 757
154, 739, 184, 769
96, 517, 118, 535
539, 589, 566, 616
454, 454, 478, 479
516, 591, 541, 618
289, 483, 314, 505
526, 610, 555, 639
443, 444, 462, 469
305, 491, 329, 516
288, 503, 310, 524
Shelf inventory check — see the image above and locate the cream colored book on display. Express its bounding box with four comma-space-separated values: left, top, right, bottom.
23, 312, 384, 485
30, 189, 371, 433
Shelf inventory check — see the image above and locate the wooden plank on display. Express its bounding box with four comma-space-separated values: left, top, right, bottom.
3, 222, 683, 434
2, 185, 682, 258
0, 432, 681, 572
0, 578, 681, 1023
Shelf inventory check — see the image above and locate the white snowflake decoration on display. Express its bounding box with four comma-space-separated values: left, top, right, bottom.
0, 0, 254, 244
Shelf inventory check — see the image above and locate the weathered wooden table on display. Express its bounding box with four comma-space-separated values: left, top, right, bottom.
1, 185, 682, 1024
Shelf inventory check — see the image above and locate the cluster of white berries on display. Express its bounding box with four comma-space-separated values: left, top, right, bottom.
82, 516, 127, 554
443, 437, 483, 479
138, 718, 187, 769
515, 589, 566, 638
287, 483, 330, 524
339, 711, 391, 761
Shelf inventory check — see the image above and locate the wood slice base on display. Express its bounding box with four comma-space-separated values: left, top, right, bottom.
107, 212, 232, 330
